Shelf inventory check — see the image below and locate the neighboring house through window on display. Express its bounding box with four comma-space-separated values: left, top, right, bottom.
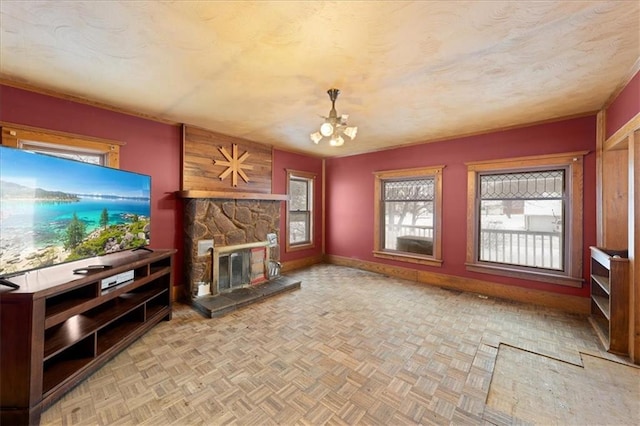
286, 170, 315, 251
466, 151, 587, 287
373, 166, 444, 267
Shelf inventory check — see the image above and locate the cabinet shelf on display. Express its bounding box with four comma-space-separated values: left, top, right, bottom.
42, 334, 95, 395
590, 274, 610, 295
591, 295, 610, 320
45, 284, 99, 324
97, 305, 170, 355
589, 247, 629, 355
43, 287, 165, 360
43, 355, 95, 396
1, 249, 175, 425
147, 304, 170, 321
97, 308, 146, 355
44, 266, 171, 329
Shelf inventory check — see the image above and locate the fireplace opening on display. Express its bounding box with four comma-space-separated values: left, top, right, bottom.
211, 242, 270, 295
218, 251, 250, 292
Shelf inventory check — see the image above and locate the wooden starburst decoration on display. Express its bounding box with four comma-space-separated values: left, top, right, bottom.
213, 144, 253, 187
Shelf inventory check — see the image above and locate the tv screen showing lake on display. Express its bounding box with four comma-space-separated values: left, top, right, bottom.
0, 146, 151, 276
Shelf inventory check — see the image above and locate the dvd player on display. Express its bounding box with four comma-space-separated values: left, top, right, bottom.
101, 270, 134, 290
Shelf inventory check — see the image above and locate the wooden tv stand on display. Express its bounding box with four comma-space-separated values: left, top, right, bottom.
0, 249, 176, 425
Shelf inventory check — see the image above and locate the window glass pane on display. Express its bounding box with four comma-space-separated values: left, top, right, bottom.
479, 169, 565, 271
23, 146, 103, 165
289, 179, 308, 211
38, 150, 103, 165
384, 178, 434, 201
287, 173, 314, 249
480, 170, 563, 199
383, 200, 434, 255
289, 211, 310, 244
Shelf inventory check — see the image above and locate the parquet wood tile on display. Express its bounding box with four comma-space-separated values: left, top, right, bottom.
39, 264, 639, 425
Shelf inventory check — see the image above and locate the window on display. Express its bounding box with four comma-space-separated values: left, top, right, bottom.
374, 166, 444, 267
286, 170, 315, 251
1, 123, 121, 168
466, 151, 587, 287
20, 140, 106, 164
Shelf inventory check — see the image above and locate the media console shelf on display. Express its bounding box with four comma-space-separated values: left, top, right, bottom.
588, 246, 629, 355
0, 249, 176, 425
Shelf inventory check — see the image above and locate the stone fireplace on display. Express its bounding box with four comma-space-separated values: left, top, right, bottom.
183, 198, 281, 298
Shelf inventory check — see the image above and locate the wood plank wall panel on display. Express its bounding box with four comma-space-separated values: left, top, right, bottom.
631, 130, 639, 363
602, 148, 629, 249
596, 111, 606, 245
182, 125, 273, 194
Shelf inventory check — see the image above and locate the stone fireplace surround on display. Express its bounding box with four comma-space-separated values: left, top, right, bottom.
183, 198, 281, 298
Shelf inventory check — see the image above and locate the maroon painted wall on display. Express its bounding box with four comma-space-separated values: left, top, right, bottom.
272, 149, 323, 262
606, 70, 640, 137
325, 116, 597, 297
0, 85, 184, 283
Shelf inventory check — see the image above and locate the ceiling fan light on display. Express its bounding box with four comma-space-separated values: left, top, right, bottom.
343, 126, 358, 140
330, 135, 344, 147
311, 88, 356, 147
310, 132, 322, 144
320, 122, 334, 137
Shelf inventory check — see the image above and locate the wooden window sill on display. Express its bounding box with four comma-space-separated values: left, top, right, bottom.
465, 263, 584, 287
373, 250, 443, 267
286, 242, 315, 253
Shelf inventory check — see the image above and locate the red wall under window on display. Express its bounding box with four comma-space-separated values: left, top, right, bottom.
325, 116, 597, 297
0, 85, 184, 282
272, 149, 323, 263
606, 70, 640, 137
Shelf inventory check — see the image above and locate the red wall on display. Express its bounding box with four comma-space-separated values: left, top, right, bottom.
272, 149, 323, 262
1, 82, 606, 298
606, 70, 640, 138
325, 116, 597, 297
0, 85, 184, 282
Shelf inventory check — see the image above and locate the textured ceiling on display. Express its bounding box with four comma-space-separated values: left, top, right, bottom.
1, 1, 639, 157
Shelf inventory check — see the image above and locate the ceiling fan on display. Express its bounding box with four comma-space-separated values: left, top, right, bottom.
310, 88, 358, 147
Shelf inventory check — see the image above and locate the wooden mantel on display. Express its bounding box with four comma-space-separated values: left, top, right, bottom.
177, 190, 288, 201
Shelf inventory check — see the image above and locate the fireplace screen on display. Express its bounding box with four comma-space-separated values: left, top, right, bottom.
218, 251, 250, 292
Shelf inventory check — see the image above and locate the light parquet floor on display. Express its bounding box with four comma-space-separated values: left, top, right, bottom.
41, 264, 639, 425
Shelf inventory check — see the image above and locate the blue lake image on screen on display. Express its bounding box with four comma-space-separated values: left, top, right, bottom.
0, 147, 151, 276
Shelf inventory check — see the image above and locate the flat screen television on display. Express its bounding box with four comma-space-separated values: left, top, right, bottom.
0, 145, 151, 282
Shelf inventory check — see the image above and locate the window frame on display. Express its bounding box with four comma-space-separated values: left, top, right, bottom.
286, 169, 316, 252
1, 122, 122, 168
373, 165, 444, 267
465, 151, 587, 287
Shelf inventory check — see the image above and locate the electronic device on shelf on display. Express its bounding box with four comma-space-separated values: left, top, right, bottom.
73, 264, 112, 274
100, 270, 135, 290
0, 278, 20, 290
